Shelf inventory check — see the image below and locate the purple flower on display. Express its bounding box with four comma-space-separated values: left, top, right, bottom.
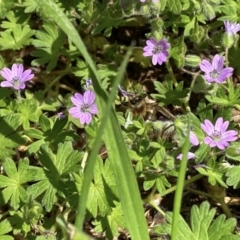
201, 117, 238, 150
177, 152, 196, 160
57, 112, 65, 119
143, 38, 170, 65
224, 21, 240, 35
0, 63, 34, 90
68, 90, 98, 125
140, 0, 158, 2
85, 78, 92, 88
199, 54, 233, 83
190, 131, 199, 146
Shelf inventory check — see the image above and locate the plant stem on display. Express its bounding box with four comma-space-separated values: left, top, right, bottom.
161, 174, 204, 197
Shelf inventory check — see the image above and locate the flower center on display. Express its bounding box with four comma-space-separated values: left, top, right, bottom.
152, 45, 162, 55
210, 70, 220, 79
11, 77, 21, 87
80, 104, 90, 113
211, 130, 222, 142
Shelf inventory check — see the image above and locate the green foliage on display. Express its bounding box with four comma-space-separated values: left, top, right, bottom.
155, 201, 238, 240
226, 166, 240, 189
0, 11, 35, 50
0, 0, 14, 18
0, 0, 240, 238
0, 219, 13, 240
25, 115, 78, 154
151, 79, 189, 106
92, 201, 126, 239
23, 0, 39, 13
73, 157, 117, 217
0, 114, 25, 160
205, 81, 240, 106
31, 21, 66, 72
28, 142, 83, 211
0, 158, 36, 210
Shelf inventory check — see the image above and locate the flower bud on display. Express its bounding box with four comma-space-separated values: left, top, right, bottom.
185, 54, 201, 67
222, 32, 235, 48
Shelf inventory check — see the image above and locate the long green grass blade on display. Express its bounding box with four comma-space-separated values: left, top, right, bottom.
171, 118, 191, 239
36, 1, 150, 239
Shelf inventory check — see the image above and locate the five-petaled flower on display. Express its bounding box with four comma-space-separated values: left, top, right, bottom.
0, 63, 34, 90
199, 54, 233, 83
224, 21, 240, 35
143, 38, 170, 65
201, 117, 238, 150
69, 90, 98, 125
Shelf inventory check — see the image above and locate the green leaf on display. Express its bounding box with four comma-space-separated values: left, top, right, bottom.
152, 79, 189, 106
0, 24, 35, 50
39, 114, 52, 132
168, 0, 182, 15
196, 166, 227, 188
46, 117, 68, 141
205, 96, 230, 106
0, 158, 30, 209
155, 201, 237, 240
24, 129, 44, 140
73, 157, 116, 217
195, 143, 210, 164
0, 10, 30, 30
27, 139, 45, 154
0, 1, 14, 19
226, 166, 240, 189
226, 142, 240, 161
28, 142, 83, 211
91, 7, 122, 36
23, 0, 39, 13
0, 219, 13, 239
93, 201, 126, 239
17, 99, 41, 129
31, 21, 66, 72
0, 114, 25, 160
8, 210, 31, 235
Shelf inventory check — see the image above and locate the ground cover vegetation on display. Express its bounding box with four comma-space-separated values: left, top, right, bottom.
0, 0, 240, 239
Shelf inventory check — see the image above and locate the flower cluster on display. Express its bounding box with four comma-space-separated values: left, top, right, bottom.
0, 63, 34, 90
68, 90, 98, 125
143, 38, 170, 65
